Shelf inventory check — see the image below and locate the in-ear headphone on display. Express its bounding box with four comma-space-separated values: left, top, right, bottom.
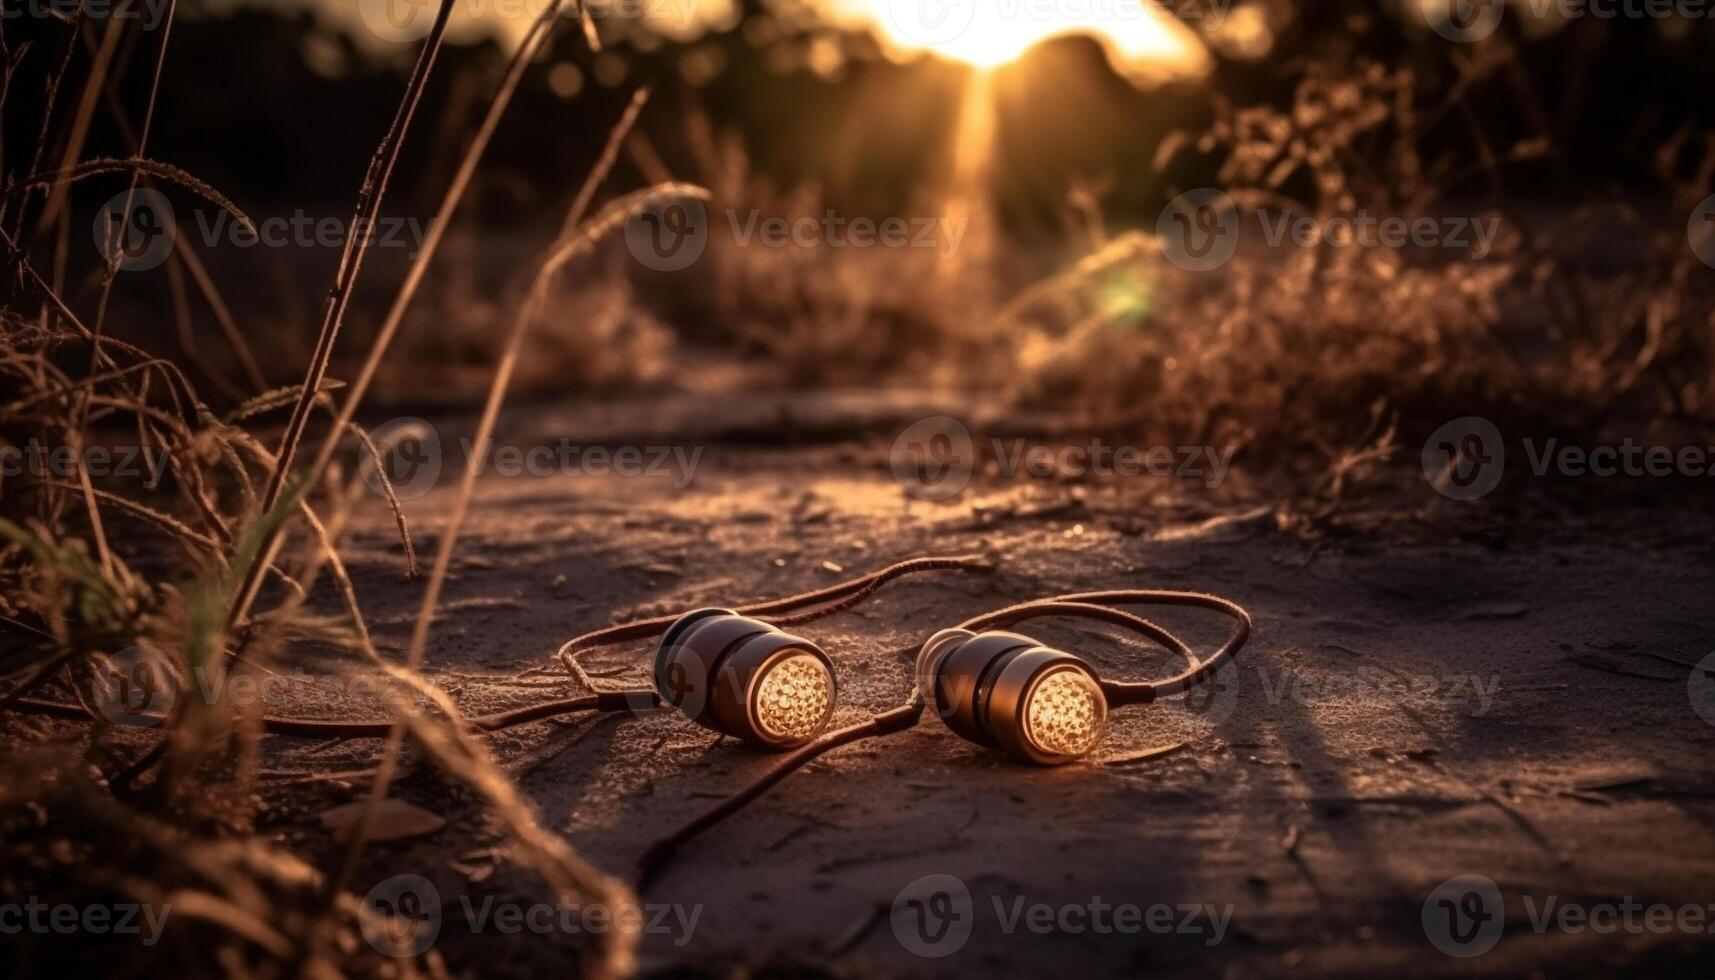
916, 627, 1109, 765
653, 609, 836, 749
913, 591, 1252, 765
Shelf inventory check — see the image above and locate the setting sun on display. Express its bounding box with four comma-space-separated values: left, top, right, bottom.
830, 0, 1211, 79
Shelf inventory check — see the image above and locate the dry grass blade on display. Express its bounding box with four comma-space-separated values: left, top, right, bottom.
561, 87, 651, 239
87, 61, 270, 394
330, 416, 421, 578
384, 669, 638, 976
539, 183, 709, 284
38, 482, 222, 557
232, 0, 456, 630
24, 13, 120, 242
286, 0, 585, 569
576, 0, 603, 52
223, 381, 349, 424
2, 5, 81, 236
14, 155, 254, 236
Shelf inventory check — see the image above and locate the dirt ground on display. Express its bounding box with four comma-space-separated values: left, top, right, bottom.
237, 391, 1715, 978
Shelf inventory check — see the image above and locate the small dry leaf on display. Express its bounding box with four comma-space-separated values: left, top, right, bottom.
822, 561, 844, 573
449, 859, 496, 883
1457, 601, 1529, 621
319, 799, 446, 842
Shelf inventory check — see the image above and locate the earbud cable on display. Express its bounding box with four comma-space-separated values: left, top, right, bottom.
8, 556, 991, 739
961, 590, 1253, 705
557, 554, 991, 689
636, 590, 1251, 887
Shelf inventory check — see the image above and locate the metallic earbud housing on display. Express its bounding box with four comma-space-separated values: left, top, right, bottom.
655, 609, 837, 749
916, 628, 1109, 765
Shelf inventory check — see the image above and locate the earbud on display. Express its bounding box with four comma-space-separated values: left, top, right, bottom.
916, 627, 1110, 765
654, 609, 837, 749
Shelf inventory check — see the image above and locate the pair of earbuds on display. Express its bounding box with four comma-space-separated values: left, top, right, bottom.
13, 555, 1247, 805
613, 577, 1253, 883
623, 582, 1251, 767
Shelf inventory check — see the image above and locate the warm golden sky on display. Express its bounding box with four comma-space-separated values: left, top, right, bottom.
823, 0, 1208, 75
215, 0, 1219, 80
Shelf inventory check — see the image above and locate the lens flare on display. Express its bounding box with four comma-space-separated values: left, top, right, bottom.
1024, 666, 1106, 758
754, 653, 835, 742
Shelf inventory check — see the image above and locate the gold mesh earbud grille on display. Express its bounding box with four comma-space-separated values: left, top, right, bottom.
1024, 666, 1106, 758
753, 653, 833, 742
